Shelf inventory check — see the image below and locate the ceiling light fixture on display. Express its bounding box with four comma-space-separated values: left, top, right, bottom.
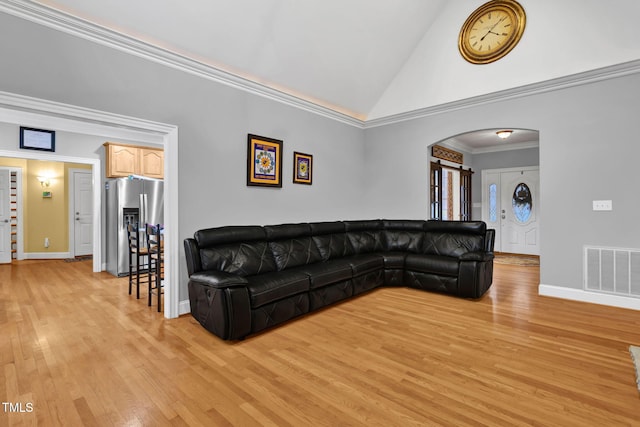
496, 130, 513, 139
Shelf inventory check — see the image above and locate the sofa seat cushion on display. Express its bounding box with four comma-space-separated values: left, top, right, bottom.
297, 260, 353, 289
344, 254, 384, 276
405, 254, 459, 277
380, 252, 406, 269
246, 270, 310, 308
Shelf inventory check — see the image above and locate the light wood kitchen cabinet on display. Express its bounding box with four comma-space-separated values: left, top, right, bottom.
139, 148, 164, 179
104, 142, 164, 179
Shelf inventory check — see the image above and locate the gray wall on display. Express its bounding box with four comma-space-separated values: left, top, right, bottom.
2, 12, 640, 304
0, 13, 366, 302
364, 73, 640, 292
471, 147, 540, 173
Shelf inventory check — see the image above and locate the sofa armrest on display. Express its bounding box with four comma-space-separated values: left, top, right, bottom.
458, 251, 494, 298
184, 238, 202, 277
188, 271, 251, 340
485, 229, 496, 253
189, 270, 249, 288
460, 251, 494, 262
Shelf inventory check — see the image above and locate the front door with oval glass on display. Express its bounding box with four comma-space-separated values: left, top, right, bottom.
483, 167, 539, 255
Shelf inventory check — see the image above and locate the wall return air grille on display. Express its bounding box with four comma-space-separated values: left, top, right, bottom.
584, 246, 640, 298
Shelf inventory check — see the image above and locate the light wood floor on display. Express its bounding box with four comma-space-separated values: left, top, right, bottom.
1, 259, 639, 426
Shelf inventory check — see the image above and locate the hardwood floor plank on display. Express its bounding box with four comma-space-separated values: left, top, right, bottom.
1, 260, 640, 426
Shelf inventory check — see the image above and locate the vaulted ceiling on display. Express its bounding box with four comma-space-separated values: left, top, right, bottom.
13, 1, 640, 127
32, 0, 446, 120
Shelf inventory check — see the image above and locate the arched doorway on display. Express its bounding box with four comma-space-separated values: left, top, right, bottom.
430, 128, 540, 255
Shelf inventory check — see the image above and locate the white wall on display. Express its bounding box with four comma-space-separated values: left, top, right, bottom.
369, 0, 640, 119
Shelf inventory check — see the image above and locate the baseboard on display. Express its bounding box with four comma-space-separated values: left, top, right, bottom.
25, 252, 71, 259
539, 284, 640, 311
179, 299, 191, 316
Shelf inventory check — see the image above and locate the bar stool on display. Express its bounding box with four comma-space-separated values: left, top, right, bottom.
127, 223, 149, 299
146, 223, 164, 311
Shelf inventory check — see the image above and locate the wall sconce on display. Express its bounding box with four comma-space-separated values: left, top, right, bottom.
37, 176, 50, 187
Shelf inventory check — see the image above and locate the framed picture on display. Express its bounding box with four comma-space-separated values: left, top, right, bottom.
247, 134, 283, 187
293, 152, 313, 185
20, 126, 55, 152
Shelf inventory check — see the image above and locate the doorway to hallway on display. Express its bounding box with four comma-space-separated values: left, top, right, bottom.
0, 91, 179, 318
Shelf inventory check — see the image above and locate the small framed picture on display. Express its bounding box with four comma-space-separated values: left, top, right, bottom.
247, 134, 283, 187
20, 127, 56, 152
293, 152, 313, 185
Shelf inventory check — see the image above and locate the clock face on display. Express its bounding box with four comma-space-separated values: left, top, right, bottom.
459, 1, 526, 64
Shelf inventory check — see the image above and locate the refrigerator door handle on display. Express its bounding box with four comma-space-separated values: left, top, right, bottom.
144, 193, 148, 225
139, 193, 146, 228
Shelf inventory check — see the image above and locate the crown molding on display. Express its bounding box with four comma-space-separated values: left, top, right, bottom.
2, 1, 640, 130
444, 138, 539, 155
364, 59, 640, 129
0, 90, 171, 143
0, 0, 365, 128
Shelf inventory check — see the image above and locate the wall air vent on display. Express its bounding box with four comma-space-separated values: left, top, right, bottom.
584, 246, 640, 298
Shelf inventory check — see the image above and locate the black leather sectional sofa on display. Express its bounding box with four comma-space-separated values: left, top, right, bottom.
184, 219, 495, 340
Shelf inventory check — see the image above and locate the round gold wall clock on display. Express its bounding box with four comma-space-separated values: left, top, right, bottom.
458, 0, 526, 64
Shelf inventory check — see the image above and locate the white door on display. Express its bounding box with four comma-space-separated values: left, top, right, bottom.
0, 170, 11, 263
500, 169, 540, 255
482, 167, 540, 255
73, 171, 93, 256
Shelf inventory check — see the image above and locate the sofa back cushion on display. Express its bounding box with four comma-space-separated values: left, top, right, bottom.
195, 226, 277, 276
265, 223, 323, 270
345, 220, 385, 254
423, 220, 486, 257
310, 221, 355, 261
382, 220, 426, 253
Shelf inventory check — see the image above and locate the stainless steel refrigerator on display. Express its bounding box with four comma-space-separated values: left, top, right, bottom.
105, 176, 164, 276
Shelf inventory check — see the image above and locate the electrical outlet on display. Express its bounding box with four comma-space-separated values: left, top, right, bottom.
44, 237, 50, 248
592, 200, 612, 211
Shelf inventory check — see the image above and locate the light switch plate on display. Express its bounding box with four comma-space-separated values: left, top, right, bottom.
593, 200, 612, 211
